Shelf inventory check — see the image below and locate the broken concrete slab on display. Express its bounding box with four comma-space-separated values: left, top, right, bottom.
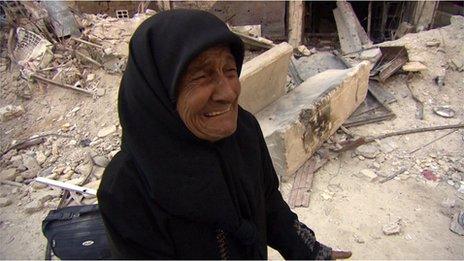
0, 105, 25, 122
403, 61, 427, 72
239, 42, 293, 114
294, 52, 347, 81
257, 61, 370, 190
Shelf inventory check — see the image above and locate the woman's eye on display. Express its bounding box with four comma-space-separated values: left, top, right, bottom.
225, 68, 237, 75
191, 74, 206, 81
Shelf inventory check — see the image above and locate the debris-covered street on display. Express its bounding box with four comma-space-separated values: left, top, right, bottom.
0, 1, 463, 259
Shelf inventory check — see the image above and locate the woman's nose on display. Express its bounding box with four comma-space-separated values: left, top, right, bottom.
211, 74, 237, 103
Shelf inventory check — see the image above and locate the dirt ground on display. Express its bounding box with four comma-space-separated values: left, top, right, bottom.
1, 13, 463, 260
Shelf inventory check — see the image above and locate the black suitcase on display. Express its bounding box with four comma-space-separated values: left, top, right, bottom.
42, 204, 112, 260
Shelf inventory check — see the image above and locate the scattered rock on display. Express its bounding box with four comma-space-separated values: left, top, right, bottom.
355, 144, 379, 159
0, 197, 12, 207
425, 40, 440, 47
76, 162, 93, 176
458, 184, 464, 194
20, 169, 37, 179
68, 177, 86, 185
441, 197, 456, 209
95, 88, 106, 97
371, 162, 381, 170
92, 155, 109, 167
383, 220, 402, 235
0, 168, 18, 181
10, 155, 23, 167
97, 125, 116, 138
357, 169, 378, 182
32, 181, 47, 190
353, 234, 365, 244
2, 149, 17, 161
85, 179, 101, 191
449, 210, 464, 236
0, 105, 25, 122
450, 58, 463, 71
86, 74, 96, 81
296, 45, 312, 56
402, 61, 427, 72
92, 167, 105, 179
433, 106, 455, 118
52, 166, 65, 175
451, 173, 462, 182
35, 151, 47, 165
24, 200, 43, 214
36, 189, 61, 204
22, 154, 40, 171
377, 140, 396, 154
421, 169, 438, 181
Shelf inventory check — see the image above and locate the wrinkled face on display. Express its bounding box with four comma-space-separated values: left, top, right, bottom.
177, 45, 241, 142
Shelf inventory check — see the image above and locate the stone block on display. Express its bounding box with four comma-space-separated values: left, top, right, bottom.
239, 42, 293, 114
257, 61, 370, 184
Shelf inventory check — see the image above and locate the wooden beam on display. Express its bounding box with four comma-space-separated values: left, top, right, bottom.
287, 0, 305, 47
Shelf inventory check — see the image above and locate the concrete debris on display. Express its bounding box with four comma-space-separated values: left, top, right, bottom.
92, 155, 109, 167
383, 220, 402, 235
355, 144, 379, 159
441, 197, 456, 209
449, 210, 464, 236
0, 105, 25, 122
92, 167, 105, 179
296, 45, 312, 56
257, 62, 370, 191
22, 154, 40, 171
23, 200, 43, 214
357, 169, 378, 182
421, 169, 438, 181
97, 125, 117, 138
402, 61, 428, 72
293, 52, 347, 81
425, 40, 440, 47
35, 151, 47, 165
353, 234, 365, 244
239, 43, 293, 114
0, 168, 18, 181
433, 106, 455, 118
0, 197, 13, 207
230, 25, 261, 37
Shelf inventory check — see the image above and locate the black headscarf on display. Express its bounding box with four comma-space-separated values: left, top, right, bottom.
116, 9, 264, 257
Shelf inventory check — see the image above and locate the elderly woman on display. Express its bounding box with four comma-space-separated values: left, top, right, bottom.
97, 10, 351, 260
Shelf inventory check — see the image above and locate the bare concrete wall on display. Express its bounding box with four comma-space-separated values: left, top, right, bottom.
171, 1, 286, 40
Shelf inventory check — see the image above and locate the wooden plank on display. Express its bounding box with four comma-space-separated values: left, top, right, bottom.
378, 55, 408, 82
333, 8, 361, 54
287, 0, 305, 47
289, 157, 317, 208
337, 1, 372, 46
368, 81, 396, 105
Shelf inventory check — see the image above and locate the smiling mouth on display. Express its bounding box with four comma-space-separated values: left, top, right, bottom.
204, 105, 231, 117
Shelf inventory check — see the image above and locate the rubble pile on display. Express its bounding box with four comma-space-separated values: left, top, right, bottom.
0, 5, 158, 214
